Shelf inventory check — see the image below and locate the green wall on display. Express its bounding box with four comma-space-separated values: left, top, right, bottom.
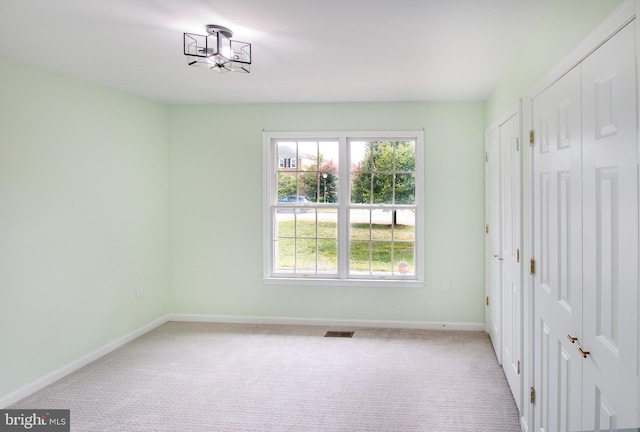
0, 58, 171, 400
486, 0, 624, 125
169, 102, 486, 324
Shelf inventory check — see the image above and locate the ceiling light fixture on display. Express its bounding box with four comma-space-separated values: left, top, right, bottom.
183, 24, 251, 74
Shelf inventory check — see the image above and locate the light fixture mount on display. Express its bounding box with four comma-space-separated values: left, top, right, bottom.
183, 24, 251, 74
205, 25, 233, 39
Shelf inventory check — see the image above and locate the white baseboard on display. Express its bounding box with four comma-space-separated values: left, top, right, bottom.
0, 315, 169, 409
168, 313, 485, 332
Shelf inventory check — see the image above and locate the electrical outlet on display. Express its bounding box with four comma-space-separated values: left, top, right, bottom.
135, 285, 144, 299
442, 280, 450, 293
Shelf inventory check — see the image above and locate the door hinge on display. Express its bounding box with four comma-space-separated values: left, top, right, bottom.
529, 130, 535, 146
486, 296, 489, 306
485, 224, 489, 234
516, 248, 520, 263
517, 360, 521, 375
530, 258, 536, 275
485, 152, 488, 162
530, 386, 536, 404
515, 137, 520, 152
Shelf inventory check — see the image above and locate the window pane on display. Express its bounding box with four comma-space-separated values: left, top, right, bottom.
298, 171, 316, 203
318, 209, 338, 238
350, 141, 367, 170
350, 209, 370, 239
318, 239, 337, 272
296, 239, 317, 272
319, 173, 338, 203
277, 172, 298, 199
394, 209, 415, 241
277, 142, 297, 172
350, 240, 371, 274
395, 173, 415, 204
296, 239, 316, 273
298, 142, 314, 165
372, 173, 394, 204
371, 209, 393, 240
395, 141, 416, 172
296, 211, 316, 238
351, 171, 371, 204
275, 238, 295, 272
371, 241, 393, 274
291, 140, 340, 204
394, 242, 415, 275
319, 141, 339, 169
317, 141, 339, 204
275, 211, 295, 236
371, 141, 393, 171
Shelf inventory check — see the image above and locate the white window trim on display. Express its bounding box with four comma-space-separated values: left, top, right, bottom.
262, 130, 425, 288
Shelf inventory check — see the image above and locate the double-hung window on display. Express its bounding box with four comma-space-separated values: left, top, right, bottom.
263, 131, 424, 287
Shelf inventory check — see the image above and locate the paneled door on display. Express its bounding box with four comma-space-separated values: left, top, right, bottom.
500, 111, 522, 411
485, 127, 502, 364
580, 22, 639, 430
532, 21, 639, 431
533, 65, 583, 432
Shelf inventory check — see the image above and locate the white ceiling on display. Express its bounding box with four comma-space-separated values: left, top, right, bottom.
0, 0, 553, 104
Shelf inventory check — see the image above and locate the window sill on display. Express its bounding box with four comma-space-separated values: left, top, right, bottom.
262, 277, 425, 288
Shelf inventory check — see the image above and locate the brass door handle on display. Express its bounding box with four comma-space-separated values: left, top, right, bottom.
567, 335, 578, 343
579, 348, 590, 358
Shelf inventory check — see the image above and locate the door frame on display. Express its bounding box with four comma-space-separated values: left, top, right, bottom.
485, 100, 523, 405
500, 101, 524, 413
485, 124, 502, 363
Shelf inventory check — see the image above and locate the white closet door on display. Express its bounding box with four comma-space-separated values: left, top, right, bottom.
581, 22, 639, 430
485, 127, 502, 363
533, 65, 583, 432
500, 112, 522, 411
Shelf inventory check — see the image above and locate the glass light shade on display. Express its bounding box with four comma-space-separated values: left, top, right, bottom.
183, 29, 251, 74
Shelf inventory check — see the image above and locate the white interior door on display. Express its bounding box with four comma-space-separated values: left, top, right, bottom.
500, 111, 522, 411
532, 20, 639, 432
580, 22, 639, 430
533, 65, 583, 432
485, 127, 502, 364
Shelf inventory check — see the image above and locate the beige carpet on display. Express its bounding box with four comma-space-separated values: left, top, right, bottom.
11, 322, 521, 431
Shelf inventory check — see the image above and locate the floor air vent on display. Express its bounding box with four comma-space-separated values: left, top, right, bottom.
324, 331, 355, 338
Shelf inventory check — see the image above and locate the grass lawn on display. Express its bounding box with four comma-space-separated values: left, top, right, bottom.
276, 220, 415, 273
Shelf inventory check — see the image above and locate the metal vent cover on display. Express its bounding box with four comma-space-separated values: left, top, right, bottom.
324, 331, 355, 338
